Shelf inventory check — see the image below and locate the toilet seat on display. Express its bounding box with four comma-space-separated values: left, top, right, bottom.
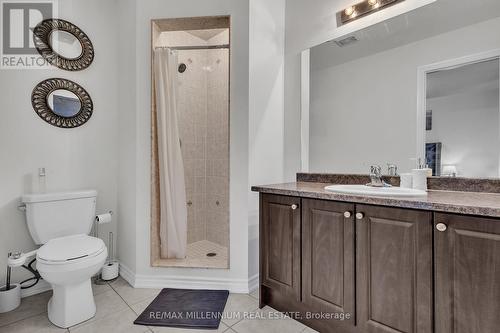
35, 235, 108, 329
37, 234, 105, 265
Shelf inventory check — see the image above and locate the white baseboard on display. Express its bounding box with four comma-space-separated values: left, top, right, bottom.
117, 261, 136, 286
17, 263, 258, 298
248, 273, 259, 293
21, 279, 51, 298
119, 262, 258, 294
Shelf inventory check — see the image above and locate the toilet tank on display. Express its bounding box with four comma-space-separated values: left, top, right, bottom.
22, 190, 97, 245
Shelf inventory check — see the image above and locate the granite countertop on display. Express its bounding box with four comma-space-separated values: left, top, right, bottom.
251, 182, 500, 218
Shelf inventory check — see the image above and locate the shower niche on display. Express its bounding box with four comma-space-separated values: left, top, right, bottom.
151, 17, 230, 269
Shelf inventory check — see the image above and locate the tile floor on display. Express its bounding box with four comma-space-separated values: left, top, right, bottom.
155, 240, 228, 269
0, 277, 316, 333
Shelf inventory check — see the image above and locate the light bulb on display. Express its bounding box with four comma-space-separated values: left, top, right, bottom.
368, 0, 379, 5
344, 6, 355, 16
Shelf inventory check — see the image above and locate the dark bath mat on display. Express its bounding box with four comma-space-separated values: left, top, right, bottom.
134, 288, 229, 330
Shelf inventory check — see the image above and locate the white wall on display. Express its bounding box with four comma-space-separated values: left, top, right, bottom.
117, 0, 253, 291
116, 0, 138, 274
426, 88, 499, 177
248, 0, 286, 280
115, 0, 289, 291
309, 17, 500, 174
0, 0, 119, 292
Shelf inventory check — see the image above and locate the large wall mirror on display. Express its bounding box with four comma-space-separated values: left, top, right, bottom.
304, 0, 500, 178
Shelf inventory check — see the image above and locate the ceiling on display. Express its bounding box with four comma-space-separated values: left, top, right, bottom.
427, 58, 499, 99
311, 0, 500, 69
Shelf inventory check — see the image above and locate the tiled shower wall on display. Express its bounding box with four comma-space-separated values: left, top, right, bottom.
166, 30, 229, 248
178, 47, 207, 245
206, 33, 229, 247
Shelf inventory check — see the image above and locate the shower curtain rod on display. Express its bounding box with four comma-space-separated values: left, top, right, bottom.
155, 44, 230, 51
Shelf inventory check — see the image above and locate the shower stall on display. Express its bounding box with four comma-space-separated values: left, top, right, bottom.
151, 17, 230, 269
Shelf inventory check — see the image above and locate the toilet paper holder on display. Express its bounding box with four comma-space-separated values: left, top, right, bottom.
95, 210, 113, 221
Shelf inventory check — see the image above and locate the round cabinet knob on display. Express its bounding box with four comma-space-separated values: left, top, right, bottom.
344, 211, 352, 218
436, 223, 448, 232
356, 213, 365, 220
291, 204, 298, 210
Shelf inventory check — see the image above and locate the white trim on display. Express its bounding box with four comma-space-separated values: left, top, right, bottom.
119, 262, 256, 294
18, 262, 257, 298
300, 49, 310, 172
117, 261, 136, 287
248, 273, 259, 293
416, 48, 500, 164
21, 279, 51, 298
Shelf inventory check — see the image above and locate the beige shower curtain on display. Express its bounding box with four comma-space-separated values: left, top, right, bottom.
154, 48, 187, 259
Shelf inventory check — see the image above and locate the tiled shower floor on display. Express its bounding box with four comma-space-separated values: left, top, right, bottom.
156, 240, 228, 269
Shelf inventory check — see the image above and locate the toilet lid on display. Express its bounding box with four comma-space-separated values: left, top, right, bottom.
37, 234, 105, 262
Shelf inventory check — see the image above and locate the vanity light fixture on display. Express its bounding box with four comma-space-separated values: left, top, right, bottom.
338, 0, 404, 26
344, 6, 356, 16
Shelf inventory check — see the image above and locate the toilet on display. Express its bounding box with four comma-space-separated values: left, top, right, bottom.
21, 190, 107, 328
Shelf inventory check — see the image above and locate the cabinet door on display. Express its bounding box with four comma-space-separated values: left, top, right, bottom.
435, 213, 500, 333
260, 194, 301, 302
356, 205, 433, 333
302, 199, 355, 323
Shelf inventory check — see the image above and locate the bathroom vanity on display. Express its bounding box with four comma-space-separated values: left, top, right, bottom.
252, 174, 500, 333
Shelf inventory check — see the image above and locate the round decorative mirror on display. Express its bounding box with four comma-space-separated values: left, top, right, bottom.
47, 89, 82, 118
49, 31, 83, 60
32, 78, 93, 128
33, 19, 94, 71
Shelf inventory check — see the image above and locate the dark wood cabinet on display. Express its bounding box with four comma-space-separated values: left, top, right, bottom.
302, 199, 355, 328
355, 205, 433, 333
258, 193, 500, 333
435, 213, 500, 333
260, 194, 301, 302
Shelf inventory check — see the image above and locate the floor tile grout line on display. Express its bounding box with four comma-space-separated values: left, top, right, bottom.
3, 283, 160, 333
222, 302, 260, 328
0, 291, 52, 328
105, 280, 261, 333
108, 280, 156, 333
0, 310, 46, 328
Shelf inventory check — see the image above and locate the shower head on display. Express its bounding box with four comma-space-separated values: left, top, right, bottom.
178, 63, 187, 73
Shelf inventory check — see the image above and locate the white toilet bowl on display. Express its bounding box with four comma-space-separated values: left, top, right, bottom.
36, 234, 107, 328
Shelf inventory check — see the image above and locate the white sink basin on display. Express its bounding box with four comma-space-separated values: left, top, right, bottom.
324, 185, 427, 197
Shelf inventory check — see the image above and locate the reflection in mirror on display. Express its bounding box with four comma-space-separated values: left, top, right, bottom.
425, 59, 499, 178
47, 89, 82, 118
307, 0, 500, 178
49, 30, 82, 60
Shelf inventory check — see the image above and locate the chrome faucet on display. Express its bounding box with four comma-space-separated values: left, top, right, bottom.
367, 165, 392, 187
